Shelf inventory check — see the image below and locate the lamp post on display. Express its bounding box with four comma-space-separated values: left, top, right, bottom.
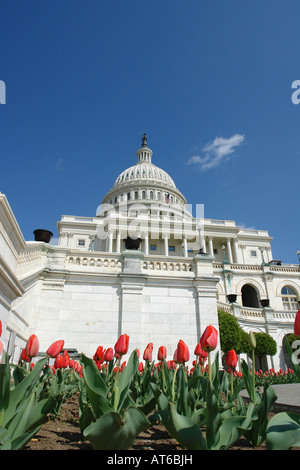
297, 250, 300, 264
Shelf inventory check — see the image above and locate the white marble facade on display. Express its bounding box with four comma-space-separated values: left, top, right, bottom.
0, 136, 299, 370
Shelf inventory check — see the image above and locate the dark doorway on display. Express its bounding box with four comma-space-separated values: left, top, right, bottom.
241, 284, 260, 308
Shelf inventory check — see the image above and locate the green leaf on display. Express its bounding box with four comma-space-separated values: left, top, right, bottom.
3, 357, 48, 427
205, 380, 221, 449
169, 403, 207, 450
115, 350, 138, 401
215, 403, 257, 450
0, 425, 11, 450
83, 406, 150, 450
81, 354, 112, 418
7, 392, 54, 439
0, 356, 10, 424
267, 412, 300, 450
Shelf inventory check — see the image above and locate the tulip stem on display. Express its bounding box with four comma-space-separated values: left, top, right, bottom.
230, 369, 234, 396
161, 360, 165, 390
208, 352, 212, 382
252, 349, 256, 402
171, 366, 178, 402
112, 357, 121, 396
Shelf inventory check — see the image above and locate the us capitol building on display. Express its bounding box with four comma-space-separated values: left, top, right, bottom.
1, 135, 299, 369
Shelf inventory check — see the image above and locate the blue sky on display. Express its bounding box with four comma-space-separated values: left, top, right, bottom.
1, 1, 300, 263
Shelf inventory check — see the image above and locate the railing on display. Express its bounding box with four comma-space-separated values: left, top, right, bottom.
142, 256, 194, 275
217, 301, 296, 324
67, 252, 122, 272
16, 242, 48, 279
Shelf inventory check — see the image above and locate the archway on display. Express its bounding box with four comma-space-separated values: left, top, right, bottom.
241, 284, 260, 308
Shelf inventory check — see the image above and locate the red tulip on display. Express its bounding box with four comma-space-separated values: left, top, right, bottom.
167, 360, 176, 370
46, 340, 64, 358
143, 345, 152, 362
194, 342, 208, 358
114, 334, 129, 356
157, 346, 167, 361
21, 348, 30, 362
25, 334, 39, 358
294, 309, 300, 336
54, 354, 63, 369
200, 325, 218, 352
176, 339, 190, 363
138, 362, 144, 373
145, 343, 153, 353
225, 350, 238, 369
173, 348, 178, 363
104, 347, 114, 362
95, 345, 105, 361
62, 352, 69, 368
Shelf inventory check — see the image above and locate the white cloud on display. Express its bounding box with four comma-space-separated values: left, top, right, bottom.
187, 134, 245, 171
55, 158, 64, 171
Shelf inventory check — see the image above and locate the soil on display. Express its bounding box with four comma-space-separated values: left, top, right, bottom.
23, 393, 299, 452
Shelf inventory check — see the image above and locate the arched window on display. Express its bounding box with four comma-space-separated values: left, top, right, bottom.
142, 191, 146, 199
281, 286, 298, 310
134, 191, 138, 200
241, 284, 260, 308
150, 191, 154, 200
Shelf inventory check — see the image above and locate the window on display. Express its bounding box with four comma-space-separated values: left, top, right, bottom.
150, 245, 157, 251
169, 246, 175, 252
213, 248, 218, 255
78, 239, 85, 247
127, 192, 131, 200
142, 191, 146, 199
250, 250, 257, 257
134, 191, 138, 200
281, 286, 298, 311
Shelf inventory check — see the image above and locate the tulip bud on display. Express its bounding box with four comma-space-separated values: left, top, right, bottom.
176, 339, 190, 363
248, 331, 256, 350
104, 347, 114, 362
46, 340, 64, 358
25, 334, 39, 358
0, 341, 3, 365
157, 346, 167, 361
225, 349, 238, 369
200, 325, 218, 352
54, 354, 63, 369
294, 309, 300, 337
143, 346, 152, 362
114, 334, 129, 356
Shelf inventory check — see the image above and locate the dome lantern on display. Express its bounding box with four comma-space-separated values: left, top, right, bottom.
136, 133, 153, 164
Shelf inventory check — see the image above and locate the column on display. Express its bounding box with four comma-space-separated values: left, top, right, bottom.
182, 236, 188, 257
116, 230, 121, 253
226, 238, 233, 264
208, 237, 214, 257
164, 235, 169, 256
144, 233, 149, 255
108, 230, 114, 253
232, 238, 239, 263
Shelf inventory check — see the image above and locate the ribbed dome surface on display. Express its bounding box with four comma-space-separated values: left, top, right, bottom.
113, 162, 176, 189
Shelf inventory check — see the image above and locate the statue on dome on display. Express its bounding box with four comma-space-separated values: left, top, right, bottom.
141, 133, 147, 147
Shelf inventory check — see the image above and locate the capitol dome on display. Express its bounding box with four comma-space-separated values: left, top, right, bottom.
102, 134, 186, 207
